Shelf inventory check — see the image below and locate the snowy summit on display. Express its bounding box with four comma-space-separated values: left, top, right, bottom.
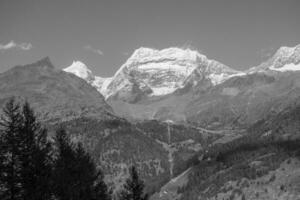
64, 61, 94, 82
63, 47, 245, 101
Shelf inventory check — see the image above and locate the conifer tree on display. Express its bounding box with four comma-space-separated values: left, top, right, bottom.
119, 166, 148, 200
93, 174, 111, 200
18, 101, 53, 200
0, 99, 53, 200
53, 128, 111, 200
53, 128, 76, 200
0, 98, 24, 200
0, 128, 5, 194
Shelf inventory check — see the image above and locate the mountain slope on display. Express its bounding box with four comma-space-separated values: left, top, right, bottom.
185, 44, 300, 129
155, 104, 300, 200
185, 70, 300, 129
0, 57, 112, 122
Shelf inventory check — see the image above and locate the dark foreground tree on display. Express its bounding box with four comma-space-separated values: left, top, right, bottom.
0, 98, 53, 200
53, 128, 111, 200
119, 166, 148, 200
0, 98, 23, 200
0, 98, 111, 200
19, 101, 53, 200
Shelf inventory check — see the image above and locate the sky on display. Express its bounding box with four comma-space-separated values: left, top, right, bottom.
0, 0, 299, 76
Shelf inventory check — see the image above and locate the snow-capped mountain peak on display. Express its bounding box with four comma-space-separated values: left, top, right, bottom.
128, 47, 204, 62
275, 44, 300, 58
64, 61, 94, 82
63, 61, 113, 97
113, 47, 206, 78
63, 48, 245, 102
101, 47, 244, 101
249, 44, 300, 73
105, 47, 204, 98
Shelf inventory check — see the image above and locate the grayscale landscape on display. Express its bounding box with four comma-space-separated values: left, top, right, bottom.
0, 0, 300, 200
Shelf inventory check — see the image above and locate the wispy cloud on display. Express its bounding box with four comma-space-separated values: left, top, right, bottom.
0, 40, 32, 51
84, 45, 103, 56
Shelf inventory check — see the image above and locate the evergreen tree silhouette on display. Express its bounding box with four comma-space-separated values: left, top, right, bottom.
119, 166, 148, 200
0, 99, 53, 200
53, 128, 111, 200
0, 98, 24, 200
18, 101, 53, 200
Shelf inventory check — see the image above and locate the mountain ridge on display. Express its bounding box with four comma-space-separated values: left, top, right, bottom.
64, 44, 300, 101
0, 57, 113, 122
63, 47, 245, 101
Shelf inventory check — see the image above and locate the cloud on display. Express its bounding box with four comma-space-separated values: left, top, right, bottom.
84, 45, 103, 55
0, 40, 32, 51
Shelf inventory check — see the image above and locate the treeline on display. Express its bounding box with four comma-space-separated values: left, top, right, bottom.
0, 98, 148, 200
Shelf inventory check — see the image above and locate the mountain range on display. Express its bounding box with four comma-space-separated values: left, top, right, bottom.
64, 44, 300, 129
0, 43, 300, 199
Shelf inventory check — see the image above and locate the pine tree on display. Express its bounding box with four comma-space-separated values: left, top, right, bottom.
0, 128, 5, 194
75, 143, 111, 200
53, 128, 111, 200
18, 101, 53, 200
93, 174, 111, 200
53, 128, 76, 200
119, 166, 148, 200
0, 98, 24, 200
0, 99, 54, 200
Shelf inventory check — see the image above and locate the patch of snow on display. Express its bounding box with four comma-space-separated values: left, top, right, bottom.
113, 47, 203, 78
93, 76, 113, 97
209, 72, 245, 85
64, 61, 93, 81
150, 87, 178, 96
64, 61, 114, 98
269, 63, 300, 72
137, 63, 196, 75
129, 47, 203, 63
275, 46, 297, 58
